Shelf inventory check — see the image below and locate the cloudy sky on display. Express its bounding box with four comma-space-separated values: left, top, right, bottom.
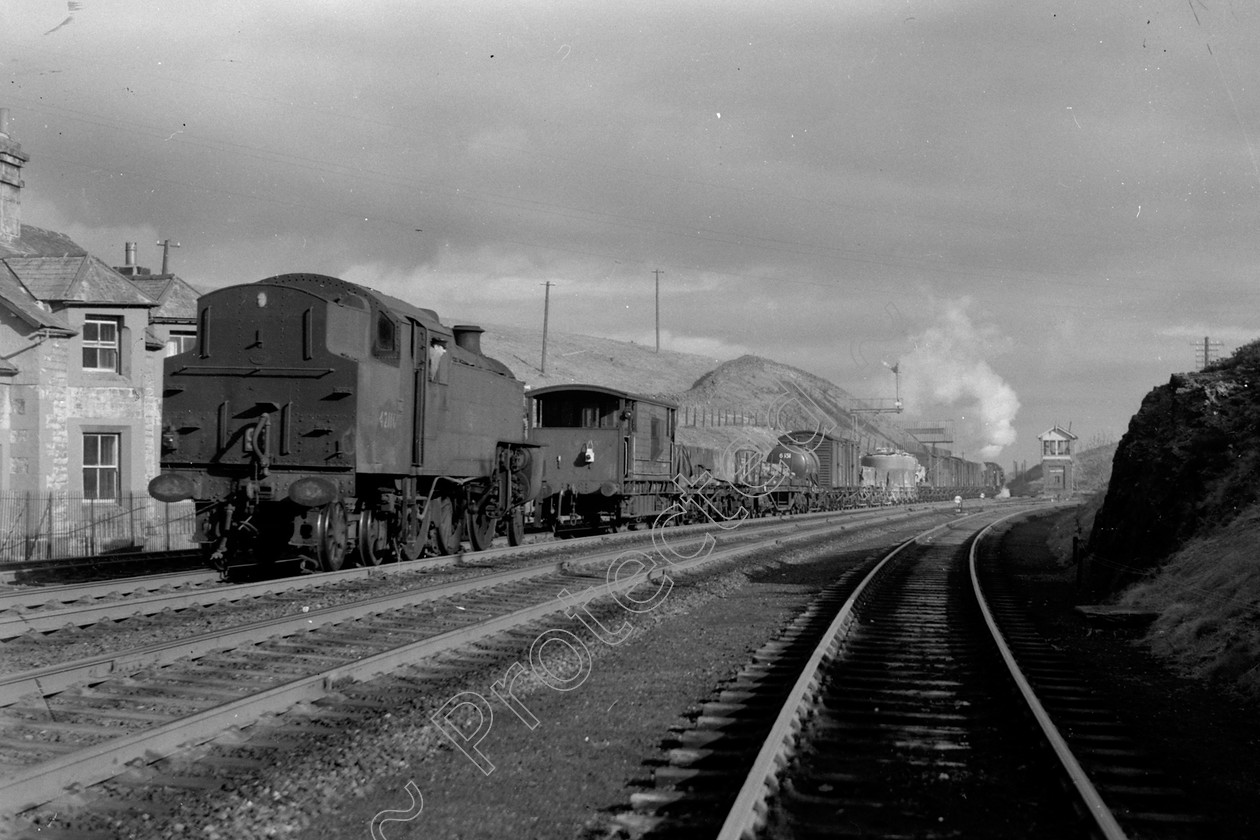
4, 0, 1258, 464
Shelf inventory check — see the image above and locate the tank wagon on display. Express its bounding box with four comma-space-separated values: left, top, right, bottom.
148, 274, 540, 573
860, 449, 920, 501
760, 431, 867, 511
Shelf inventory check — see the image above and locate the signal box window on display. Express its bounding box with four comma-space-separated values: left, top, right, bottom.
83, 316, 121, 372
83, 433, 121, 501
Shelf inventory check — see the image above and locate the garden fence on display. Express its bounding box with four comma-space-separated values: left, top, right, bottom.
0, 491, 197, 564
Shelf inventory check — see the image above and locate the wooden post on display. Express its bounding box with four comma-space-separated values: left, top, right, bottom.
23, 491, 33, 562
128, 490, 137, 548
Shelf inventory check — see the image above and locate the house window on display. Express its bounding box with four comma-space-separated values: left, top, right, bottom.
83, 433, 121, 501
83, 316, 121, 372
165, 331, 197, 357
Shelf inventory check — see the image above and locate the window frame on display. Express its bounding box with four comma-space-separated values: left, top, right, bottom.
165, 330, 197, 358
83, 431, 122, 502
82, 315, 122, 373
372, 309, 401, 365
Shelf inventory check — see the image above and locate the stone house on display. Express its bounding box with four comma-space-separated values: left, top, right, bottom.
0, 109, 199, 556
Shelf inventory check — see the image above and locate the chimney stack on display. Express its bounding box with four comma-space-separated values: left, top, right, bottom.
113, 241, 151, 276
452, 325, 485, 355
0, 107, 30, 244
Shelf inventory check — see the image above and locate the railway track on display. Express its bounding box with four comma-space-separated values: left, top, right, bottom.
613, 510, 1214, 839
0, 505, 941, 830
0, 505, 946, 642
0, 533, 578, 642
0, 549, 205, 587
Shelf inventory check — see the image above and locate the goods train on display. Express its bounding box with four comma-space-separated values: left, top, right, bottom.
149, 274, 1004, 569
527, 384, 1003, 532
148, 273, 541, 573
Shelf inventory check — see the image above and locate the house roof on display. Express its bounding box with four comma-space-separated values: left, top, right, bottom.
1, 224, 204, 339
0, 260, 73, 333
0, 223, 89, 259
127, 274, 200, 321
3, 255, 155, 307
1038, 425, 1078, 441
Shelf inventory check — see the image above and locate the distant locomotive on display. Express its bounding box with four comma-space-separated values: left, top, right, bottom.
148, 274, 540, 572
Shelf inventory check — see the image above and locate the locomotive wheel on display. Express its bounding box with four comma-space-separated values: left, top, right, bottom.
506, 508, 525, 546
467, 500, 497, 552
315, 501, 348, 572
397, 505, 425, 562
358, 508, 389, 566
432, 496, 461, 555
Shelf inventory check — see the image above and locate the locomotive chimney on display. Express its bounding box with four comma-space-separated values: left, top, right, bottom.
125, 241, 136, 266
452, 325, 485, 355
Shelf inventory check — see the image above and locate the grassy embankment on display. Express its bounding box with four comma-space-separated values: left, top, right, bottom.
1048, 441, 1260, 700
1119, 507, 1260, 698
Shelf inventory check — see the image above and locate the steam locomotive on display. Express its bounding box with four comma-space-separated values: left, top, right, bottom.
147, 273, 540, 573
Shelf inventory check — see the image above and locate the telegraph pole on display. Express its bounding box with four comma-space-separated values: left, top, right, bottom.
653, 268, 663, 352
155, 239, 181, 274
1192, 335, 1223, 370
540, 281, 554, 374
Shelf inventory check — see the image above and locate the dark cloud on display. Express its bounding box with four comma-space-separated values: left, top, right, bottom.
5, 0, 1260, 461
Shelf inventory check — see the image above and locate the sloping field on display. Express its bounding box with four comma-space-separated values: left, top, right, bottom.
477, 322, 718, 399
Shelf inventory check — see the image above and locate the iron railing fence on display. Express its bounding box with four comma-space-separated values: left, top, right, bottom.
0, 491, 197, 564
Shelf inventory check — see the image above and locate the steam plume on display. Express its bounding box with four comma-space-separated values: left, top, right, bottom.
900, 301, 1019, 461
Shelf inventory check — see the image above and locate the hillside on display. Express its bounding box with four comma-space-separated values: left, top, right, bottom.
1073, 441, 1117, 494
1087, 342, 1260, 592
478, 324, 923, 477
477, 322, 720, 398
1083, 340, 1260, 699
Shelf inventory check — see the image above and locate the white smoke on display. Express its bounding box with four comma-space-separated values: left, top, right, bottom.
899, 301, 1020, 461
